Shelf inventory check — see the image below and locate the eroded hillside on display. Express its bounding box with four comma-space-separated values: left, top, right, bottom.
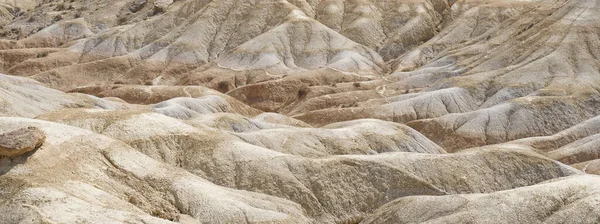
1, 0, 600, 223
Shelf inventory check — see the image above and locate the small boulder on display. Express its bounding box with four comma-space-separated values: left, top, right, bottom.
153, 0, 173, 11
129, 0, 148, 12
0, 127, 46, 157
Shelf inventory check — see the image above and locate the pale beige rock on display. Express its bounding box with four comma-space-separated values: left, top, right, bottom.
0, 117, 309, 224
0, 73, 133, 118
1, 0, 600, 223
0, 126, 45, 157
362, 175, 600, 224
37, 108, 580, 223
153, 0, 173, 10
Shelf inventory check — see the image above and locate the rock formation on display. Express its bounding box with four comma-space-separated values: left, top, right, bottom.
0, 126, 45, 156
1, 0, 600, 223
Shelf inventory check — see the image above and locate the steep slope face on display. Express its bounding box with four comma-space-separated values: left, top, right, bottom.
1, 0, 294, 89
0, 0, 393, 93
491, 125, 600, 176
284, 0, 600, 153
38, 109, 446, 157
0, 3, 15, 28
179, 11, 388, 99
0, 117, 309, 223
362, 175, 600, 224
390, 0, 536, 72
17, 18, 95, 48
293, 87, 479, 126
0, 0, 452, 94
214, 14, 386, 75
546, 135, 600, 166
501, 115, 600, 174
403, 0, 600, 151
315, 0, 449, 61
36, 108, 579, 223
2, 0, 600, 223
0, 73, 130, 117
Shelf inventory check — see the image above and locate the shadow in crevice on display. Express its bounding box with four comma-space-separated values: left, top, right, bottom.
0, 146, 41, 176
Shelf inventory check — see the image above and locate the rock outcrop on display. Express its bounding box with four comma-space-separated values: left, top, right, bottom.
0, 126, 45, 156
1, 0, 600, 223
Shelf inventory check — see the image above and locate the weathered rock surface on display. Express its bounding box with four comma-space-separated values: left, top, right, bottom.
1, 0, 600, 223
29, 110, 583, 222
0, 117, 310, 223
0, 73, 133, 117
362, 175, 600, 224
0, 126, 45, 156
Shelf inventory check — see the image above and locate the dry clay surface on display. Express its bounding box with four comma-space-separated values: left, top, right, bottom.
1, 0, 600, 223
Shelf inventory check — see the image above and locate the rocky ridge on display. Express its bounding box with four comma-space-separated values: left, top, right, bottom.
1, 0, 600, 223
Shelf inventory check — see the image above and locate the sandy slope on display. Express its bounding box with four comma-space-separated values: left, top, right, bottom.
1, 0, 600, 223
